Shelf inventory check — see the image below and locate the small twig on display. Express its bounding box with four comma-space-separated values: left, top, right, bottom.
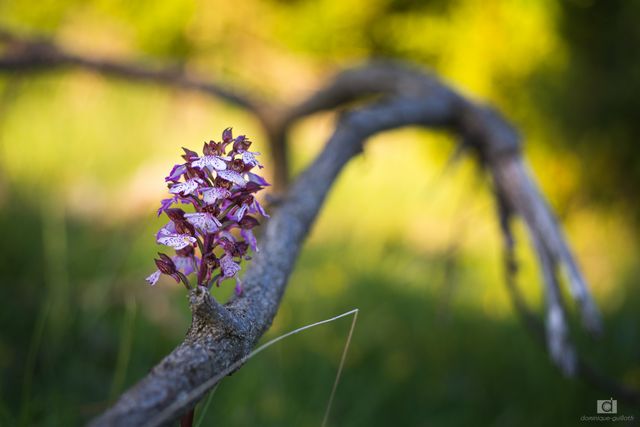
531, 225, 577, 376
488, 158, 603, 336
496, 184, 577, 376
497, 196, 640, 406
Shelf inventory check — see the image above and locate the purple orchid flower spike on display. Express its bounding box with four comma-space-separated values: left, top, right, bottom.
146, 128, 269, 293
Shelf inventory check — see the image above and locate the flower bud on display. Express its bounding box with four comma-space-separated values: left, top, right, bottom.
202, 141, 213, 156
234, 241, 249, 257
233, 135, 251, 152
231, 158, 245, 172
244, 182, 262, 192
182, 147, 199, 162
165, 208, 185, 222
204, 252, 220, 268
222, 127, 233, 143
239, 215, 260, 230
214, 176, 232, 189
175, 220, 196, 236
155, 253, 177, 275
217, 237, 236, 253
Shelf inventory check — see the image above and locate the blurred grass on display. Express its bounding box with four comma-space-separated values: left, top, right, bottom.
0, 0, 639, 425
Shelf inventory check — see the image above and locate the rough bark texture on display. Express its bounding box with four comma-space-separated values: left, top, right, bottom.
2, 28, 636, 426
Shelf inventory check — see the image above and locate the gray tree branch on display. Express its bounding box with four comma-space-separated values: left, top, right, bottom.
0, 28, 264, 114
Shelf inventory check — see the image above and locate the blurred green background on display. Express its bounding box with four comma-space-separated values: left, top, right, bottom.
1, 0, 639, 425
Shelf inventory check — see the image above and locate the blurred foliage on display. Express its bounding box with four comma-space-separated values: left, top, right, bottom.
0, 0, 639, 425
533, 0, 640, 218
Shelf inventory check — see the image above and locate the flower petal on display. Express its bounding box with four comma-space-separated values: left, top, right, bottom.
156, 222, 176, 241
146, 270, 161, 286
217, 170, 246, 187
157, 198, 176, 216
250, 199, 269, 218
247, 172, 270, 187
233, 204, 248, 221
201, 187, 231, 205
241, 228, 258, 252
241, 151, 261, 168
169, 179, 201, 195
222, 127, 233, 142
220, 255, 241, 278
184, 212, 221, 233
192, 155, 227, 171
234, 277, 243, 296
165, 164, 187, 182
157, 233, 197, 250
173, 255, 198, 276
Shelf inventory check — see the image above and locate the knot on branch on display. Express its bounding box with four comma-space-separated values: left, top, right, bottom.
186, 287, 248, 342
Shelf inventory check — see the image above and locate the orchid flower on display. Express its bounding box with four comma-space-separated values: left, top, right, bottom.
147, 128, 269, 295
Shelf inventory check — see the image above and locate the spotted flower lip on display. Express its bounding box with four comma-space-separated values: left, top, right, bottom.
217, 170, 247, 187
220, 254, 241, 278
157, 227, 197, 250
241, 151, 262, 168
191, 155, 227, 171
146, 270, 161, 286
148, 128, 268, 294
201, 187, 231, 205
184, 212, 221, 233
169, 178, 203, 196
